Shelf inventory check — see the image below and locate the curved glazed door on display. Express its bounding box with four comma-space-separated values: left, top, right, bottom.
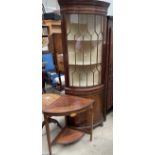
64, 14, 107, 87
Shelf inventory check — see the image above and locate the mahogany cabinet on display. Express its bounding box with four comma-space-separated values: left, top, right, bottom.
43, 19, 62, 54
105, 16, 113, 111
51, 33, 65, 90
58, 0, 110, 129
46, 22, 65, 73
51, 33, 64, 73
43, 20, 61, 35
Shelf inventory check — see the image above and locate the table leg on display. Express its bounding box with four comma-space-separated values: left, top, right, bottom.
42, 117, 62, 129
44, 114, 52, 155
90, 105, 93, 141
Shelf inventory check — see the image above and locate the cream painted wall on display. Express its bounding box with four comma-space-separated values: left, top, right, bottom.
42, 0, 113, 15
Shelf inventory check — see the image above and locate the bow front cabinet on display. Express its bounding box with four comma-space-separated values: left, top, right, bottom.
58, 0, 110, 129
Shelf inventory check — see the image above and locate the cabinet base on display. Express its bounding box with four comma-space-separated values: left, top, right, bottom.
65, 85, 105, 130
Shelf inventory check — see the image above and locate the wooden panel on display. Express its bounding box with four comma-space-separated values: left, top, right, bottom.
58, 0, 110, 15
105, 16, 113, 111
56, 53, 64, 72
66, 87, 105, 129
52, 34, 63, 54
50, 33, 65, 73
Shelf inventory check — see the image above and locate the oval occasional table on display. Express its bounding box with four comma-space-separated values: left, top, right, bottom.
42, 94, 95, 155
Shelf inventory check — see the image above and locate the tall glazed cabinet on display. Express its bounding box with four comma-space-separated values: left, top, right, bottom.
58, 0, 110, 129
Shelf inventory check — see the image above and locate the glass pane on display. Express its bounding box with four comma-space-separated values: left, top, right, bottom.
66, 14, 104, 87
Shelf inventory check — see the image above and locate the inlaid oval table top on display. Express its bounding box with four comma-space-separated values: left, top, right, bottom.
42, 93, 94, 116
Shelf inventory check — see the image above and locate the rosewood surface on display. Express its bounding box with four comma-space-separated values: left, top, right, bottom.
43, 95, 94, 116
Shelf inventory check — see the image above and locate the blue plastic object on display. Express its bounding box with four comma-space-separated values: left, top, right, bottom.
42, 53, 55, 72
42, 52, 63, 87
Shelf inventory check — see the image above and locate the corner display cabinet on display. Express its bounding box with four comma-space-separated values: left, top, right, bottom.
58, 0, 110, 129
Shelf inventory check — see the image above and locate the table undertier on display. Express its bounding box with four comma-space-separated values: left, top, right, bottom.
53, 127, 85, 145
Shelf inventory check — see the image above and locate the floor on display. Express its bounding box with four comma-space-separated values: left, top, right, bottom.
42, 85, 113, 155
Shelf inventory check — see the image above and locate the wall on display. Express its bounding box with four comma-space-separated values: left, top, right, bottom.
42, 0, 60, 13
42, 0, 113, 16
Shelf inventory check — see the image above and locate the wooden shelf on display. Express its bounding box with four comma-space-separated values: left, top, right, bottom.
43, 19, 61, 35
67, 37, 102, 41
67, 39, 103, 42
42, 35, 48, 37
69, 63, 102, 66
69, 79, 100, 87
53, 127, 85, 145
42, 25, 48, 28
43, 19, 61, 25
68, 40, 102, 65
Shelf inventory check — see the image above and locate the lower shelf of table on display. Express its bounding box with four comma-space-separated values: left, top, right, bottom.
53, 127, 85, 145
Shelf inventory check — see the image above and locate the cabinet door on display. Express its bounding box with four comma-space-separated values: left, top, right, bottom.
64, 14, 107, 87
